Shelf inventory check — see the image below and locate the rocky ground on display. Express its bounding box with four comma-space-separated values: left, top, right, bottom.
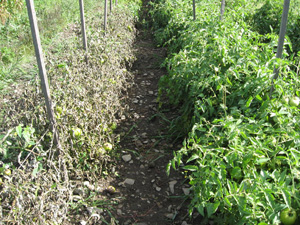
97, 26, 202, 225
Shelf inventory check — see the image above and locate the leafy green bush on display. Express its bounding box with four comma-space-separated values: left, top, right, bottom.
249, 0, 300, 54
150, 0, 300, 223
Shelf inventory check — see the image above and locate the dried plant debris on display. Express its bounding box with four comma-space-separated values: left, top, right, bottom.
0, 5, 137, 224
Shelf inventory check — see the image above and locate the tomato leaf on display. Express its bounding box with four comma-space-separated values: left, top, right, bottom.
183, 165, 198, 171
206, 202, 220, 218
281, 189, 291, 208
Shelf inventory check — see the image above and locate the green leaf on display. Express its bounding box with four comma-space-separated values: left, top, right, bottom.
186, 154, 199, 163
16, 124, 22, 138
231, 167, 243, 179
197, 205, 205, 217
256, 95, 263, 101
226, 77, 232, 86
183, 165, 198, 171
166, 161, 171, 175
32, 162, 43, 178
281, 189, 291, 208
246, 96, 253, 107
256, 158, 270, 164
278, 169, 287, 185
206, 202, 220, 218
264, 189, 275, 209
224, 197, 232, 208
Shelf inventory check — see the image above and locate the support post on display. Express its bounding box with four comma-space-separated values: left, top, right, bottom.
104, 0, 108, 31
270, 0, 291, 96
25, 0, 59, 146
79, 0, 88, 51
220, 0, 225, 20
193, 0, 196, 20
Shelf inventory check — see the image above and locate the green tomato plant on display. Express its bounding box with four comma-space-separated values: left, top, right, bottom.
151, 0, 300, 224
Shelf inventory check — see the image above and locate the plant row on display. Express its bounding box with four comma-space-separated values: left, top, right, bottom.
0, 1, 140, 223
150, 0, 300, 224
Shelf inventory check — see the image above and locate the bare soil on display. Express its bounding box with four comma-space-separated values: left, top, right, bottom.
96, 10, 202, 225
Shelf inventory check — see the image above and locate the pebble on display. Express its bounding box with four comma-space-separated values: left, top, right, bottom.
86, 207, 103, 216
156, 187, 162, 192
73, 188, 83, 196
83, 181, 95, 191
73, 195, 82, 202
165, 213, 175, 219
122, 154, 132, 162
181, 222, 188, 225
124, 178, 135, 185
182, 187, 190, 195
117, 209, 122, 215
169, 180, 177, 194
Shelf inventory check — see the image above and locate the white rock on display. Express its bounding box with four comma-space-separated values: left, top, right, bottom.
156, 187, 161, 192
117, 209, 122, 215
165, 213, 175, 219
83, 181, 95, 191
124, 178, 135, 185
122, 154, 132, 162
182, 187, 190, 195
169, 180, 177, 194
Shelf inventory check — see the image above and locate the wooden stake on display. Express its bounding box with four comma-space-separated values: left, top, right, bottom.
220, 0, 225, 20
270, 0, 291, 96
104, 0, 108, 31
79, 0, 88, 51
25, 0, 60, 146
193, 0, 196, 20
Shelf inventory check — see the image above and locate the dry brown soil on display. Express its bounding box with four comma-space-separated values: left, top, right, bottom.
98, 23, 202, 225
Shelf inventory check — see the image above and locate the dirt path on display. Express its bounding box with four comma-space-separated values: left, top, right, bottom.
99, 15, 203, 225
94, 2, 203, 224
109, 31, 190, 224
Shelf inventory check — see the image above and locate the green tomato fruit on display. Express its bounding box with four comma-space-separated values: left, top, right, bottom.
106, 186, 116, 194
282, 96, 289, 105
280, 208, 297, 225
289, 97, 300, 107
103, 142, 113, 151
4, 169, 11, 176
56, 106, 63, 114
71, 128, 82, 138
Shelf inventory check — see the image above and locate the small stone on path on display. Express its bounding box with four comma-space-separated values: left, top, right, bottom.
182, 187, 190, 195
124, 178, 135, 185
169, 180, 177, 194
122, 154, 132, 162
